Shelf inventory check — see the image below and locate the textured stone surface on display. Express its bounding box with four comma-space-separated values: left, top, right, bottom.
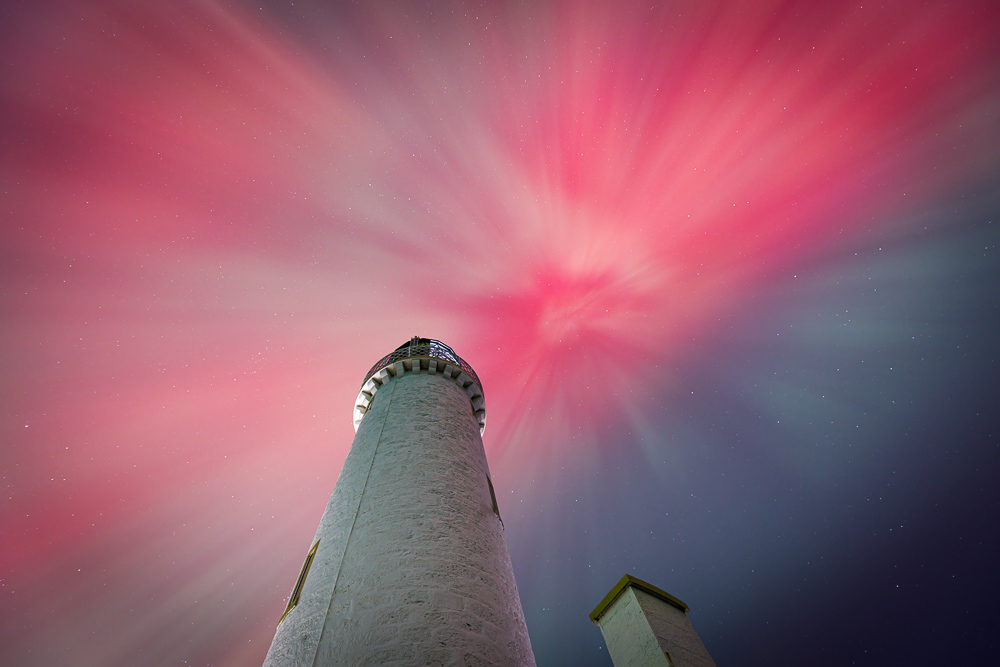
597, 588, 670, 667
264, 370, 534, 666
597, 587, 715, 667
634, 588, 715, 667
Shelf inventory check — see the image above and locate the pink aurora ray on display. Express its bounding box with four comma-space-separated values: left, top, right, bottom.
2, 1, 998, 665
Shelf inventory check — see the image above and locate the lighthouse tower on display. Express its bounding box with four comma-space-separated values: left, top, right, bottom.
263, 338, 535, 666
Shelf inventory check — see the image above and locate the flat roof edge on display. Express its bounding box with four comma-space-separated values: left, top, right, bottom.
589, 574, 690, 624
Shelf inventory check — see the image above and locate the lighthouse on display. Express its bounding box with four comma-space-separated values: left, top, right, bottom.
263, 338, 535, 666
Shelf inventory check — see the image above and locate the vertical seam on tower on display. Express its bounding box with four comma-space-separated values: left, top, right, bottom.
310, 377, 396, 667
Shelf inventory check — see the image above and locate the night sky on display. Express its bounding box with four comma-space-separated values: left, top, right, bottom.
3, 1, 1000, 665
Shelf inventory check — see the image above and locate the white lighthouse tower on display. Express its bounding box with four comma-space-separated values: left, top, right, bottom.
263, 337, 535, 666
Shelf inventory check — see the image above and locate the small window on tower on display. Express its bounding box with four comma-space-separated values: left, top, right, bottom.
279, 539, 319, 626
486, 476, 503, 528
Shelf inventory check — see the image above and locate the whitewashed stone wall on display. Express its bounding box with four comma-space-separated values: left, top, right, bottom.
597, 586, 715, 667
263, 369, 534, 666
